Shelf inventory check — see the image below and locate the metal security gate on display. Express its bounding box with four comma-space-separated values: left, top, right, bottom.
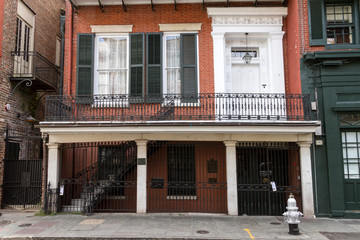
2, 126, 43, 209
237, 142, 301, 216
59, 141, 137, 214
147, 141, 227, 213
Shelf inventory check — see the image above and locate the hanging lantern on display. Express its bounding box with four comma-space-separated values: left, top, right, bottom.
242, 33, 252, 64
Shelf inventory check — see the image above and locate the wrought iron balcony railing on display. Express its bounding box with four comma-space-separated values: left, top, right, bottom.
10, 51, 59, 91
44, 93, 315, 122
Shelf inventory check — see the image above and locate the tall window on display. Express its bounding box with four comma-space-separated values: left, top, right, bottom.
15, 17, 31, 61
95, 36, 128, 94
342, 131, 360, 179
326, 3, 354, 44
167, 144, 196, 196
165, 36, 181, 94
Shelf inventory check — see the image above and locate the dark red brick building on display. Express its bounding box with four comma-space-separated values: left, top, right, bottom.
0, 0, 64, 208
40, 0, 319, 216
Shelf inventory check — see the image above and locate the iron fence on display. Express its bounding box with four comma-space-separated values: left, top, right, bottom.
147, 141, 227, 213
45, 93, 313, 122
2, 125, 43, 209
236, 142, 301, 216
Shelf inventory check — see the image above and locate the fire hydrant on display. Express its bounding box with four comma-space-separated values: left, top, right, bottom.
283, 193, 303, 235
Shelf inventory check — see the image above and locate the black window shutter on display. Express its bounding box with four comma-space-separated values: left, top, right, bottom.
308, 0, 326, 46
130, 33, 144, 97
181, 34, 197, 103
76, 34, 94, 96
146, 33, 162, 101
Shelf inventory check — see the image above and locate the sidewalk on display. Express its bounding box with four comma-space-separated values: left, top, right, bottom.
1, 210, 360, 240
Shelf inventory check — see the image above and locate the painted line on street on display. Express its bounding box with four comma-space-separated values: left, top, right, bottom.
244, 228, 255, 239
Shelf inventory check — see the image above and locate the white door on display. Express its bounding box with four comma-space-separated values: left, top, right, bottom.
231, 64, 260, 93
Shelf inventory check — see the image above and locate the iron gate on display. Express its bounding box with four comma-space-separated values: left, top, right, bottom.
2, 126, 43, 209
236, 142, 301, 216
59, 141, 137, 214
147, 141, 227, 213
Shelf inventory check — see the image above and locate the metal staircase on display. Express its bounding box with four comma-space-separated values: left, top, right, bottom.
61, 142, 137, 214
149, 99, 175, 121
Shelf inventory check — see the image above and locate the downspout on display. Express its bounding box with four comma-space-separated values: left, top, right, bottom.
59, 12, 66, 96
65, 0, 73, 95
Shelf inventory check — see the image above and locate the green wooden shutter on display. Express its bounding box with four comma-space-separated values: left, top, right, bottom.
147, 33, 162, 101
308, 0, 326, 46
76, 34, 94, 96
181, 34, 197, 103
130, 33, 144, 97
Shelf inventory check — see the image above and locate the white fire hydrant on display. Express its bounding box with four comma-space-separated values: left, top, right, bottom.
283, 193, 303, 235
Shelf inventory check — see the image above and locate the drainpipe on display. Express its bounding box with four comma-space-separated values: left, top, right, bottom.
65, 0, 73, 95
59, 12, 66, 96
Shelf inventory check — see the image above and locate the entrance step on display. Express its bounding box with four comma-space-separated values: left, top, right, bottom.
62, 205, 82, 213
71, 198, 84, 206
344, 210, 360, 219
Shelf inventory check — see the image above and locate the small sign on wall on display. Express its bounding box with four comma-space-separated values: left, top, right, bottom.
137, 158, 146, 165
59, 185, 64, 196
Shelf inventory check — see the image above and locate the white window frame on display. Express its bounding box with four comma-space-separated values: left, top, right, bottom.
93, 33, 130, 96
162, 32, 200, 95
162, 32, 200, 106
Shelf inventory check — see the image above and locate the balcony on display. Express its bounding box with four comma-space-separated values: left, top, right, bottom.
10, 51, 59, 91
44, 93, 315, 123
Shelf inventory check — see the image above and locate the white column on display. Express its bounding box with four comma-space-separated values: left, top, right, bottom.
212, 32, 226, 93
136, 139, 148, 214
224, 140, 238, 215
47, 143, 60, 189
299, 142, 315, 217
269, 32, 285, 93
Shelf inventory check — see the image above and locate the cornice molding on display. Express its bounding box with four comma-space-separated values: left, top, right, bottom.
212, 16, 283, 25
207, 7, 288, 17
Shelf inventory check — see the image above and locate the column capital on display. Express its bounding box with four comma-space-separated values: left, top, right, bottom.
47, 143, 59, 149
298, 141, 312, 148
135, 139, 148, 146
211, 31, 225, 38
224, 140, 237, 147
269, 31, 285, 39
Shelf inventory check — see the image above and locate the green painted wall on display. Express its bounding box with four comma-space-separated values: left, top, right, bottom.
301, 51, 360, 218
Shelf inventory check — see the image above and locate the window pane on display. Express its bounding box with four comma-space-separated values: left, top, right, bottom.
166, 36, 180, 68
166, 69, 181, 94
98, 37, 127, 69
342, 131, 360, 179
326, 4, 353, 44
166, 36, 181, 94
347, 148, 359, 158
346, 132, 357, 142
98, 70, 127, 94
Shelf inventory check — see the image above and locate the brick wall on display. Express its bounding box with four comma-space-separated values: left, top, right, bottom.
0, 0, 65, 207
63, 3, 295, 98
63, 3, 214, 95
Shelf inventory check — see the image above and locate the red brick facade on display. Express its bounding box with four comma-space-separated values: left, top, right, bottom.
0, 0, 65, 207
63, 2, 299, 97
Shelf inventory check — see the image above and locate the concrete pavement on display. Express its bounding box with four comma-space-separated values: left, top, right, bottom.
0, 210, 360, 239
